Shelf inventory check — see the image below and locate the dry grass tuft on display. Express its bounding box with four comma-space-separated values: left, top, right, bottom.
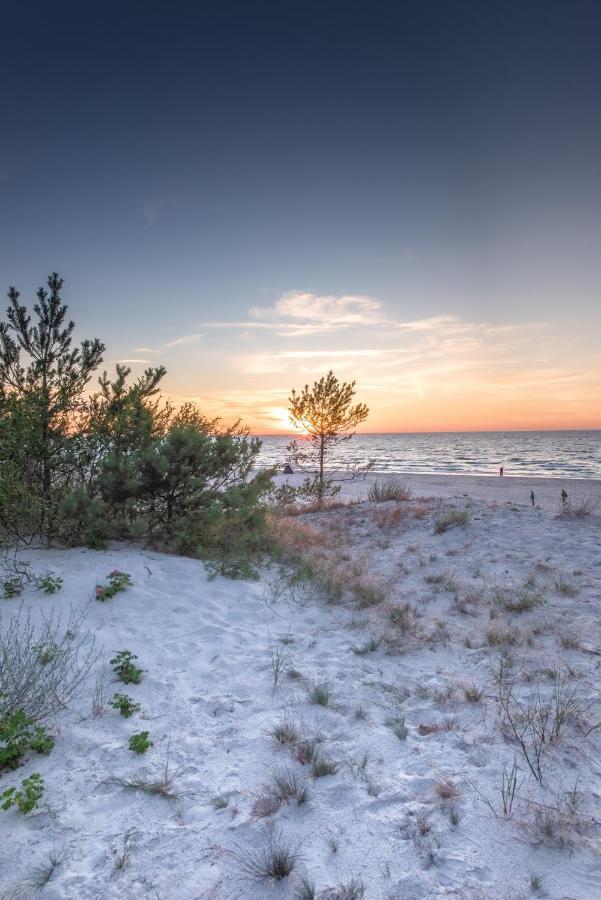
368, 478, 412, 503
557, 496, 595, 519
373, 505, 408, 530
273, 519, 326, 553
418, 718, 458, 735
433, 507, 470, 534
234, 830, 300, 881
434, 777, 460, 801
486, 625, 520, 646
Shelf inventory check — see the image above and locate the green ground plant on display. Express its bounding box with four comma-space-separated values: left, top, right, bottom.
2, 577, 23, 598
129, 731, 152, 754
95, 571, 132, 601
110, 650, 143, 684
35, 574, 63, 594
1, 773, 44, 813
110, 693, 140, 718
0, 711, 54, 770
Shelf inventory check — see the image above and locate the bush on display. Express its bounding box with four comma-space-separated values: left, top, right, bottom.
1, 276, 274, 573
0, 710, 54, 770
110, 693, 140, 718
0, 274, 105, 544
2, 576, 23, 599
558, 495, 595, 519
73, 419, 274, 574
35, 574, 63, 594
95, 571, 132, 601
1, 772, 44, 813
368, 477, 411, 502
0, 605, 97, 721
129, 731, 152, 754
110, 650, 143, 684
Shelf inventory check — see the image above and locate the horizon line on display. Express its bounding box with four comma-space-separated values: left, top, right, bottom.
251, 426, 601, 437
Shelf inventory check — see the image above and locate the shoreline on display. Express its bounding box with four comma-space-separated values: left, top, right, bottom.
272, 470, 601, 511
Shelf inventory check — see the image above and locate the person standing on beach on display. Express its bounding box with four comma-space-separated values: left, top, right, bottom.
499, 466, 504, 477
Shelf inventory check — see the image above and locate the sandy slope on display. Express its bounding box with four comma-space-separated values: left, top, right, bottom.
1, 486, 601, 898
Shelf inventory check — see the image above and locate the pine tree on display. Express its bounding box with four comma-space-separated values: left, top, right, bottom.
287, 370, 369, 502
0, 274, 104, 534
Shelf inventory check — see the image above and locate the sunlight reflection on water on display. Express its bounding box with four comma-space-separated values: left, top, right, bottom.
255, 431, 601, 478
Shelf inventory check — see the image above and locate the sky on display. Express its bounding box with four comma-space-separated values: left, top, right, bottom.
1, 0, 600, 433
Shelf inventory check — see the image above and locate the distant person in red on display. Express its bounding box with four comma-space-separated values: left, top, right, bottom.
499, 466, 504, 477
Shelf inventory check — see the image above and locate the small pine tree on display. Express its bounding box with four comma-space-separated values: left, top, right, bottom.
134, 422, 271, 568
287, 370, 369, 502
0, 274, 104, 537
85, 363, 168, 455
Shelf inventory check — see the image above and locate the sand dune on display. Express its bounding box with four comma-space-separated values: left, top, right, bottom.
1, 481, 600, 897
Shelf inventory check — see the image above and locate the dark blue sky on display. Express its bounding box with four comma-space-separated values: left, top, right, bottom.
1, 1, 600, 429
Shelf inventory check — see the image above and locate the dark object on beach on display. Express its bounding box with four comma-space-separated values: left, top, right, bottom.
530, 490, 535, 507
561, 488, 568, 509
283, 463, 293, 474
499, 466, 504, 477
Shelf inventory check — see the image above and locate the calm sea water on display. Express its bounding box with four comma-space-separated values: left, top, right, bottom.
255, 431, 601, 479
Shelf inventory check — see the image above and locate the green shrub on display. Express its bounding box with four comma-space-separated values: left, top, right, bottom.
110, 650, 143, 684
129, 731, 152, 754
110, 693, 140, 718
1, 275, 273, 572
1, 772, 44, 813
59, 488, 107, 548
95, 571, 133, 601
35, 574, 63, 594
2, 577, 23, 599
0, 274, 105, 544
0, 711, 54, 770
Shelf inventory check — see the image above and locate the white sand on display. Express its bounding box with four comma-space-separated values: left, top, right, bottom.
1, 481, 601, 898
275, 470, 601, 511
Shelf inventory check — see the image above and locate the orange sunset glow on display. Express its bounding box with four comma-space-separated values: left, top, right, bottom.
141, 292, 601, 434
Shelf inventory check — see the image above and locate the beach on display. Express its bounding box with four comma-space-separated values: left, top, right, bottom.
2, 472, 600, 898
275, 469, 601, 511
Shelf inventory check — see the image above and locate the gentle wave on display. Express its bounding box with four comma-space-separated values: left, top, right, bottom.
254, 431, 601, 479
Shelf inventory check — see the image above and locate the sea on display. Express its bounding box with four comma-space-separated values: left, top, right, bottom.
255, 431, 601, 480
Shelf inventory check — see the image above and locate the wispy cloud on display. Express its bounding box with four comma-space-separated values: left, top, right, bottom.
129, 334, 203, 355
124, 288, 598, 431
250, 291, 384, 326
165, 333, 203, 349
199, 293, 474, 338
